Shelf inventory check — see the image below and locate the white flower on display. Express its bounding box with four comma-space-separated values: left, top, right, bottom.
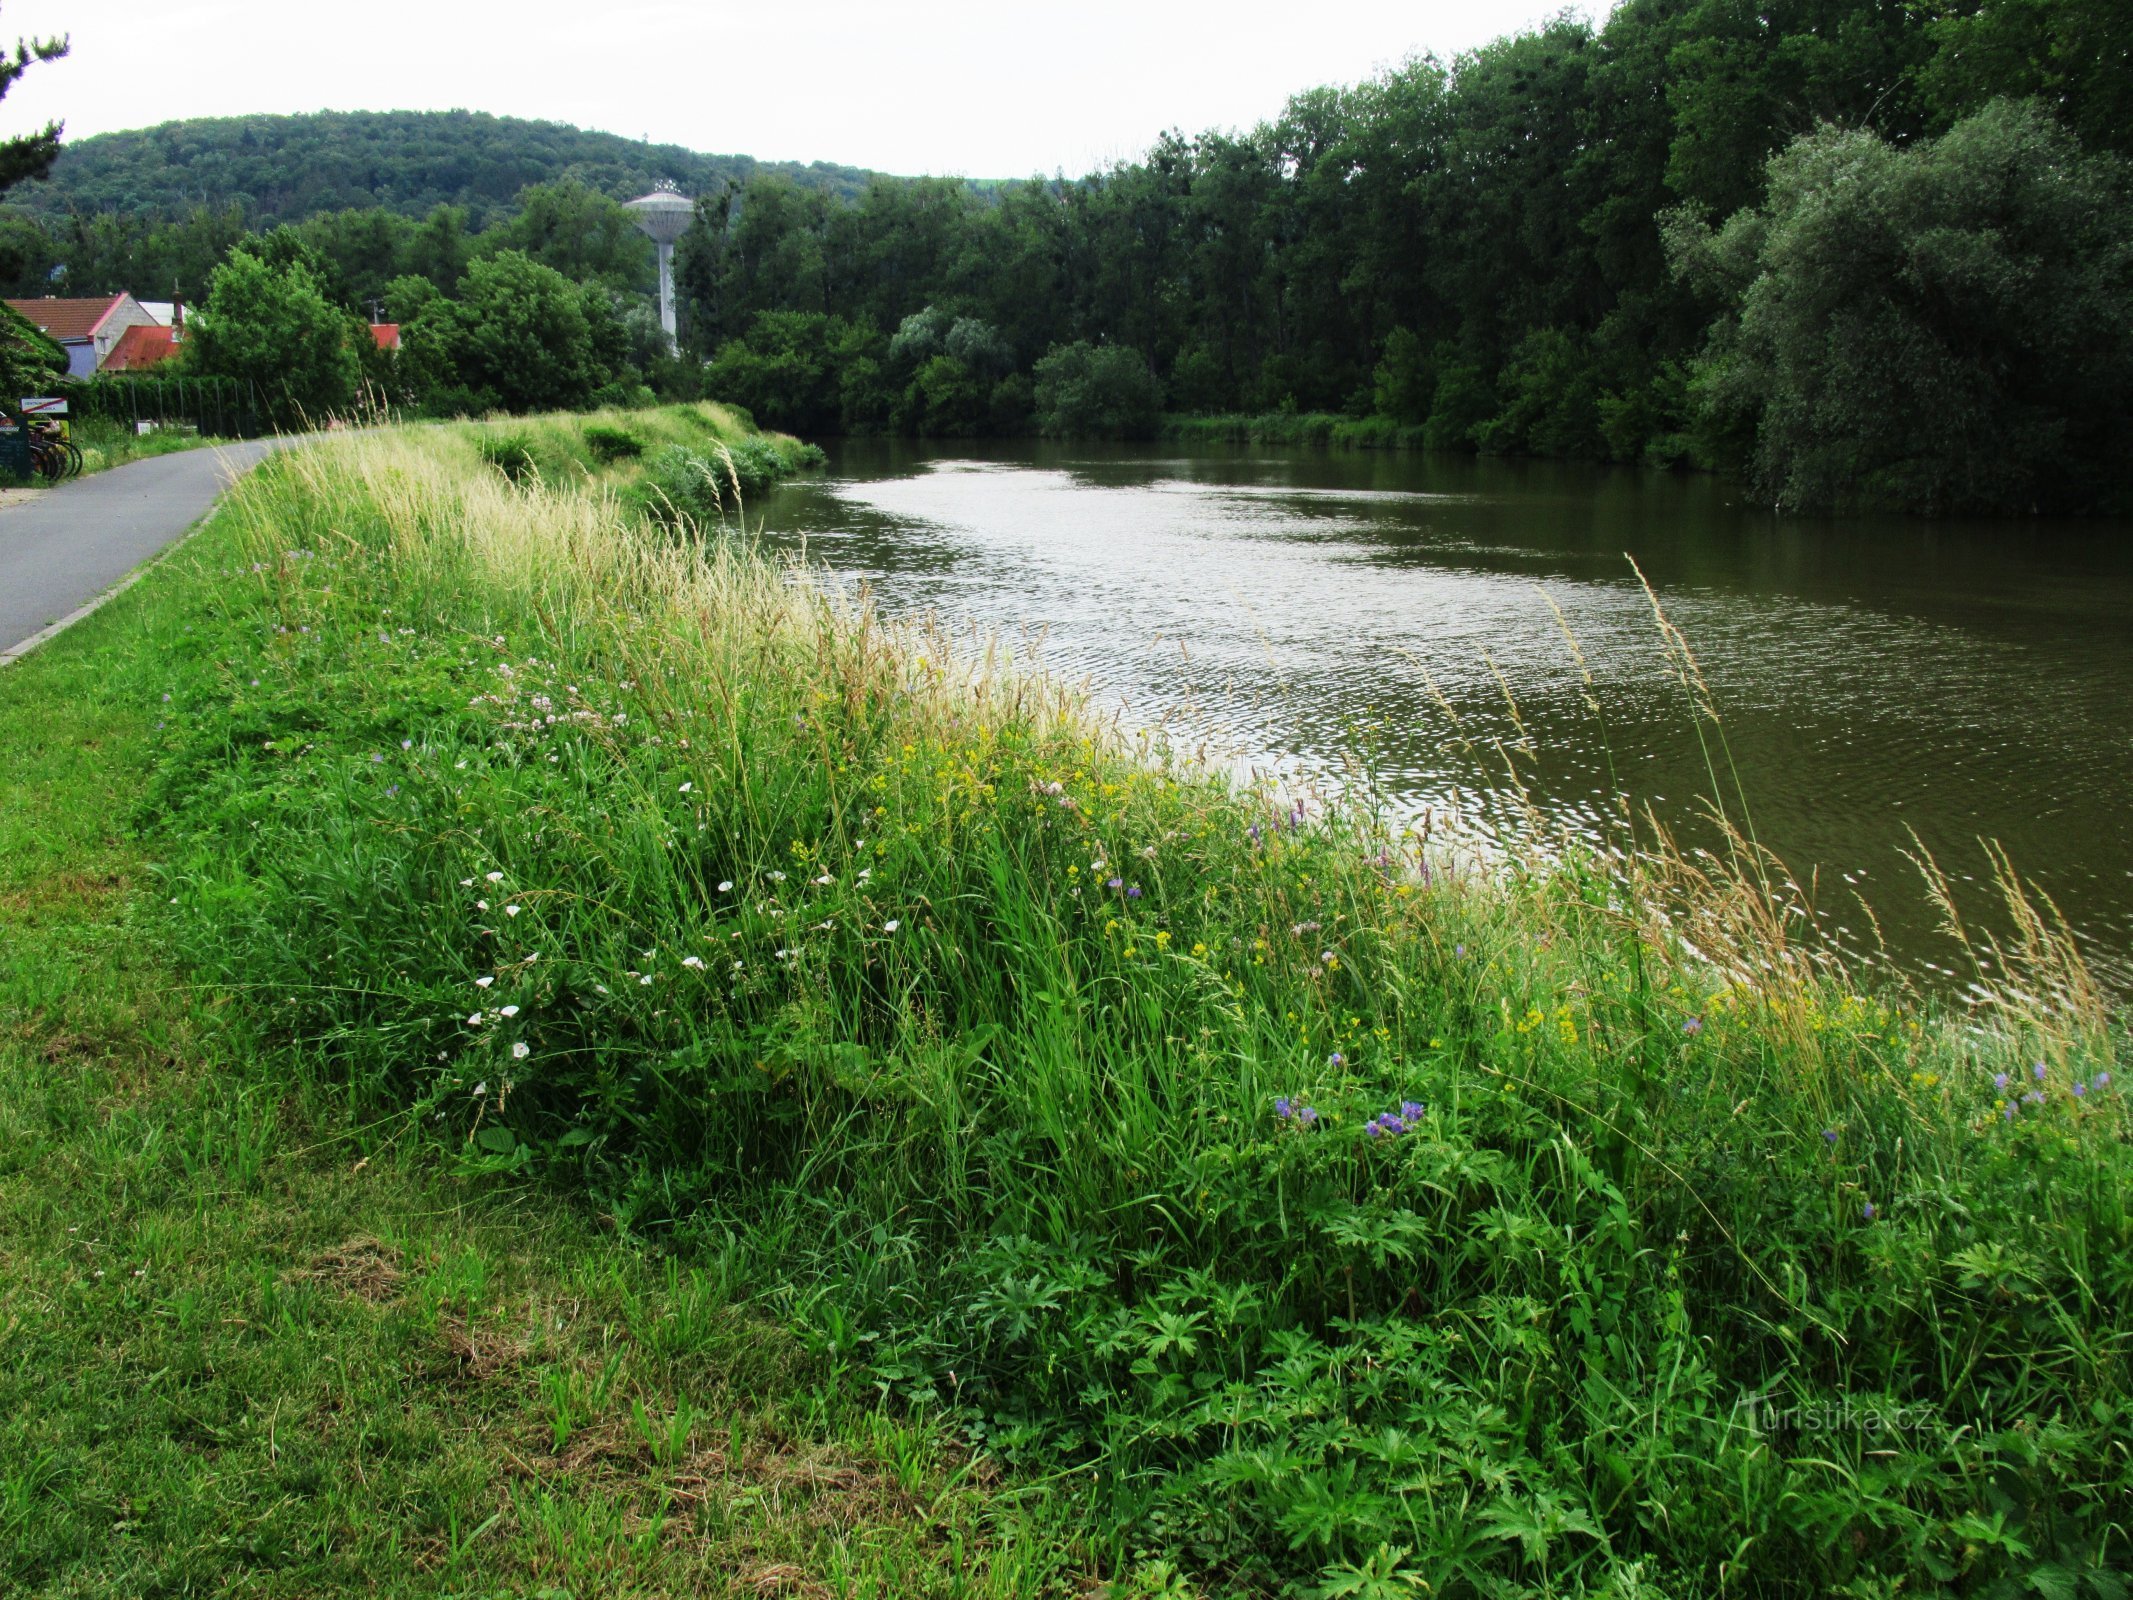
679, 782, 693, 792
594, 983, 610, 994
475, 976, 494, 989
718, 880, 733, 892
476, 900, 489, 911
468, 1012, 483, 1025
814, 873, 833, 886
460, 878, 475, 887
639, 975, 653, 985
884, 919, 901, 933
486, 872, 504, 883
505, 904, 521, 917
472, 1081, 487, 1096
498, 1004, 519, 1018
769, 870, 787, 881
511, 1042, 530, 1060
682, 955, 704, 968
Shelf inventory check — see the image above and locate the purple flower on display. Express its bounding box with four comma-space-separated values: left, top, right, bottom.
1454, 944, 1466, 957
2034, 1062, 2048, 1081
1862, 1201, 1876, 1221
1993, 1072, 2009, 1091
2073, 1081, 2087, 1097
1106, 877, 1123, 890
1298, 1106, 1318, 1126
1328, 1052, 1344, 1066
1247, 824, 1261, 844
1274, 1096, 1293, 1119
2096, 1071, 2111, 1088
1373, 1113, 1407, 1136
386, 784, 399, 797
1126, 885, 1142, 900
2023, 1089, 2045, 1106
401, 738, 412, 750
1823, 1129, 1838, 1144
1683, 1016, 1704, 1035
2003, 1103, 2016, 1122
370, 753, 384, 764
1400, 1100, 1424, 1120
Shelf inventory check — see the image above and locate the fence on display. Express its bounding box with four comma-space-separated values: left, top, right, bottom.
61, 375, 266, 440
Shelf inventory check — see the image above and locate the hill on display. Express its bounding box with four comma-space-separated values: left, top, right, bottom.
8, 109, 880, 226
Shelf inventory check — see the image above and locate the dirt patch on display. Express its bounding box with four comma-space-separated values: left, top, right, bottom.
299, 1235, 406, 1302
439, 1311, 529, 1378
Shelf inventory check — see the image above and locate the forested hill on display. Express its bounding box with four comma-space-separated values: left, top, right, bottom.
13, 110, 878, 227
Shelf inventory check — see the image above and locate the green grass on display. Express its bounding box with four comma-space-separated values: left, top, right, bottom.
6, 401, 2130, 1597
0, 481, 1087, 1597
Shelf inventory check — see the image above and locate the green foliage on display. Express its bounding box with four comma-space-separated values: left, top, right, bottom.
703, 310, 875, 436
1370, 328, 1433, 425
1474, 328, 1605, 459
1032, 341, 1163, 439
402, 250, 601, 415
185, 247, 362, 427
1670, 100, 2133, 513
120, 423, 2132, 1596
582, 422, 643, 462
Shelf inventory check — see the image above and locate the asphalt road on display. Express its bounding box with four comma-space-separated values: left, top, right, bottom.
0, 440, 280, 661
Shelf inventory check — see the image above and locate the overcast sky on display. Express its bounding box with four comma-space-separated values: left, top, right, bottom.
4, 0, 1582, 178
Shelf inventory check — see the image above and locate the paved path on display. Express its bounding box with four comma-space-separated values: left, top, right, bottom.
0, 441, 281, 662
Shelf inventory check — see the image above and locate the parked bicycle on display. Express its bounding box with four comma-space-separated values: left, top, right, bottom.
27, 419, 82, 482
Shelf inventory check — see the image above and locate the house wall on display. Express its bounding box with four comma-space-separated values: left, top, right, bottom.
90, 297, 159, 369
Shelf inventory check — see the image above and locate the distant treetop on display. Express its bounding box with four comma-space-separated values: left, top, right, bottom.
12, 109, 881, 227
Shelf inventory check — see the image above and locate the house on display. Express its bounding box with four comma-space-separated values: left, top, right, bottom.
3, 293, 162, 377
370, 323, 401, 352
103, 322, 180, 372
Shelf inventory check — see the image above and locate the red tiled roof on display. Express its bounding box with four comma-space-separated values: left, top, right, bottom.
103, 323, 179, 372
370, 322, 401, 350
4, 294, 130, 342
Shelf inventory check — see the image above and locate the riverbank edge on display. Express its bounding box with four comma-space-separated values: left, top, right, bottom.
52, 408, 2133, 1594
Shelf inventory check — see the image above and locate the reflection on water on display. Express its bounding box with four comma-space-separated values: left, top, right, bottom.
754, 438, 2133, 991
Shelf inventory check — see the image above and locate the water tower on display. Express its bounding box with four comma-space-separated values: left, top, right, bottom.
625, 184, 692, 352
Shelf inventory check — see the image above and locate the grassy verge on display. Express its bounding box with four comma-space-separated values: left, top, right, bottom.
0, 450, 1083, 1597
13, 402, 2130, 1596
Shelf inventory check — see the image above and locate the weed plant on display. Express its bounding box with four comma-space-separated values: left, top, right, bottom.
122, 408, 2129, 1597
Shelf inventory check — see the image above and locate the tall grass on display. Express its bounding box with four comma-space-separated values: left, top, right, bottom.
134, 408, 2129, 1596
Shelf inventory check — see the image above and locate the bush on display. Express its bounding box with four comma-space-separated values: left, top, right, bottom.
1032, 341, 1163, 439
582, 423, 644, 463
477, 430, 539, 482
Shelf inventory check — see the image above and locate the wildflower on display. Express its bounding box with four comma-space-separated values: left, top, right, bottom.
1107, 877, 1123, 890
639, 975, 653, 986
1298, 1106, 1318, 1125
498, 1005, 519, 1018
401, 739, 412, 750
505, 905, 521, 917
486, 872, 504, 883
1454, 943, 1466, 957
476, 900, 489, 911
1862, 1201, 1876, 1221
2003, 1103, 2017, 1122
1400, 1101, 1424, 1120
2024, 1089, 2045, 1106
679, 782, 693, 792
718, 880, 734, 892
682, 955, 704, 969
2073, 1081, 2087, 1097
371, 753, 383, 764
472, 1081, 487, 1097
2034, 1062, 2048, 1081
467, 1012, 483, 1025
1275, 1096, 1294, 1119
1127, 885, 1143, 900
814, 873, 833, 885
461, 878, 475, 887
512, 1042, 530, 1060
161, 693, 171, 703
1328, 1052, 1344, 1066
1993, 1072, 2009, 1091
2097, 1072, 2112, 1088
475, 976, 494, 989
1321, 950, 1336, 965
1823, 1128, 1837, 1144
1683, 1017, 1704, 1035
884, 919, 901, 932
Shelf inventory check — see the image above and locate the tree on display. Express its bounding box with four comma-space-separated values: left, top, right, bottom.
1668, 99, 2133, 513
1032, 342, 1163, 439
402, 250, 602, 415
186, 248, 362, 426
0, 11, 67, 194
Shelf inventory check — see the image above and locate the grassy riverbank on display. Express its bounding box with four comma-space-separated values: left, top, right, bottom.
8, 402, 2128, 1595
1162, 412, 1429, 452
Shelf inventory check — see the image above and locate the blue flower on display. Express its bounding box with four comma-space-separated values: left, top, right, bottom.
1683, 1017, 1703, 1035
2034, 1061, 2048, 1081
1274, 1096, 1293, 1119
1328, 1052, 1344, 1066
1400, 1100, 1424, 1120
1862, 1201, 1876, 1221
1126, 885, 1142, 900
1823, 1129, 1838, 1144
1298, 1106, 1318, 1126
1106, 877, 1123, 890
2097, 1071, 2112, 1089
1993, 1072, 2009, 1091
2073, 1081, 2087, 1097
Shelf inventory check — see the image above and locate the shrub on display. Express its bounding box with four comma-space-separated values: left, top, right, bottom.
477, 429, 539, 482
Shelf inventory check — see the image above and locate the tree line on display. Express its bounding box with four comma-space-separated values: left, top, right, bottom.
11, 0, 2128, 513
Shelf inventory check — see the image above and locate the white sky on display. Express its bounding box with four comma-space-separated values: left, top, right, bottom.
3, 0, 1580, 178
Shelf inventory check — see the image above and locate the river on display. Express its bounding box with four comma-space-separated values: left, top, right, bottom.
754, 439, 2133, 994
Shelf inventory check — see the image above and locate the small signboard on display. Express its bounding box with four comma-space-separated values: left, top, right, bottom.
20, 396, 67, 416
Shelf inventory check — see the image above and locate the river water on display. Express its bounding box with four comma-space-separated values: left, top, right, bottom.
754, 439, 2133, 993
